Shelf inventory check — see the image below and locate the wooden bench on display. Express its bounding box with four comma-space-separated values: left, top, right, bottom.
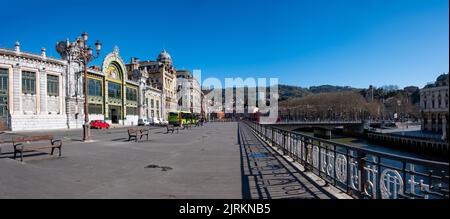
166, 125, 179, 134
12, 135, 62, 162
128, 127, 150, 142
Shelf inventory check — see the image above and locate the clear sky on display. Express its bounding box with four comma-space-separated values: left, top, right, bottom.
1, 0, 448, 88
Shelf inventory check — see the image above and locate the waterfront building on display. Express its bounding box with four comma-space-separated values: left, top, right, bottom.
404, 86, 419, 94
176, 70, 202, 114
125, 50, 177, 121
0, 42, 66, 131
420, 73, 449, 140
126, 57, 163, 123
0, 40, 166, 131
57, 45, 146, 127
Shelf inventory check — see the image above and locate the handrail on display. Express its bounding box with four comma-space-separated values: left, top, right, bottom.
269, 124, 449, 167
275, 120, 363, 124
243, 120, 449, 199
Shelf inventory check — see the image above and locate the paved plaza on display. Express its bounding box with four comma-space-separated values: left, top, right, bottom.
0, 123, 241, 198
0, 122, 340, 199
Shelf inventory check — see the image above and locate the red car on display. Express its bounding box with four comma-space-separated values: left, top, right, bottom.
90, 120, 110, 129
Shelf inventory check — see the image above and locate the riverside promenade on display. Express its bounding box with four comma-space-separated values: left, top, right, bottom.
0, 122, 341, 199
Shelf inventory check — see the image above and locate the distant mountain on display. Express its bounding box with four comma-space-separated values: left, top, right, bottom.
202, 84, 359, 101
278, 84, 358, 100
309, 85, 359, 93
278, 85, 310, 100
201, 83, 420, 119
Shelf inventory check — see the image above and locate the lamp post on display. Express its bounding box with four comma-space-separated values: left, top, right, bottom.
57, 32, 102, 142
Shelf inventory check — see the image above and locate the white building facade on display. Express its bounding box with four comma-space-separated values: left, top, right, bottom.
0, 40, 165, 131
176, 70, 202, 114
420, 73, 449, 140
0, 43, 67, 131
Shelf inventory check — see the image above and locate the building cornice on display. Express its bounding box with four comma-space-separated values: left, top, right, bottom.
420, 86, 449, 93
0, 48, 66, 66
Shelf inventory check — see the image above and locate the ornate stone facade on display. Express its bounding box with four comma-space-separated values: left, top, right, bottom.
126, 58, 163, 123
125, 50, 177, 121
0, 41, 164, 131
420, 73, 449, 140
0, 43, 66, 131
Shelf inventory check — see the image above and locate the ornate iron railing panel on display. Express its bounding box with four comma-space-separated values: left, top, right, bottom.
244, 121, 449, 199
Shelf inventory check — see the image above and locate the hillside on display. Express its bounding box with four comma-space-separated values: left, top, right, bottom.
309, 85, 359, 93
278, 85, 310, 100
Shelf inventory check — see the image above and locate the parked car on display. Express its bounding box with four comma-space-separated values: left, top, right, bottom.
90, 120, 110, 129
153, 118, 161, 126
160, 120, 169, 125
138, 118, 151, 126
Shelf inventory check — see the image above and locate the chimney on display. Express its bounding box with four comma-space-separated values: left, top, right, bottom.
41, 47, 46, 58
15, 41, 20, 52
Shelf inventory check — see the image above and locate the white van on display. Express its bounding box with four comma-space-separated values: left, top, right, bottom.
138, 118, 151, 126
153, 118, 161, 125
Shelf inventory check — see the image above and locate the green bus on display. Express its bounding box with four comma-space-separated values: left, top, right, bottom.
168, 111, 192, 126
191, 113, 200, 124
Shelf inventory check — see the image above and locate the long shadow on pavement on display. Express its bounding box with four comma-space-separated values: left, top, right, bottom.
238, 122, 337, 199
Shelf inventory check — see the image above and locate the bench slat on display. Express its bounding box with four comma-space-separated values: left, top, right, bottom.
12, 135, 54, 143
16, 145, 60, 152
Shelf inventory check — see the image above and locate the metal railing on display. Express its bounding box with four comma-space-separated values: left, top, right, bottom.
244, 121, 449, 199
208, 118, 239, 123
276, 119, 363, 124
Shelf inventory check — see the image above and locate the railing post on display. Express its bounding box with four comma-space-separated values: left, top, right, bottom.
264, 127, 267, 141
357, 151, 367, 198
271, 128, 275, 146
304, 138, 311, 172
319, 143, 322, 176
287, 132, 294, 158
346, 148, 351, 194
376, 156, 382, 199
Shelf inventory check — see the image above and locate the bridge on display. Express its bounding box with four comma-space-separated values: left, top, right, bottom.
266, 120, 382, 138
275, 120, 365, 125
270, 120, 382, 129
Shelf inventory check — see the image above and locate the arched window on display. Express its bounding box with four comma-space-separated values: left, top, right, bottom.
106, 63, 122, 81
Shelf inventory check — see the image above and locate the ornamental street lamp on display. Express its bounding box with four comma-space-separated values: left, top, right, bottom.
56, 32, 102, 142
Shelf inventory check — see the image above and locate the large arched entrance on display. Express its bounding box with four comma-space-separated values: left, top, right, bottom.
102, 48, 127, 125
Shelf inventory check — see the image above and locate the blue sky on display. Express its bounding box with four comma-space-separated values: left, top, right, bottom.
1, 0, 448, 88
